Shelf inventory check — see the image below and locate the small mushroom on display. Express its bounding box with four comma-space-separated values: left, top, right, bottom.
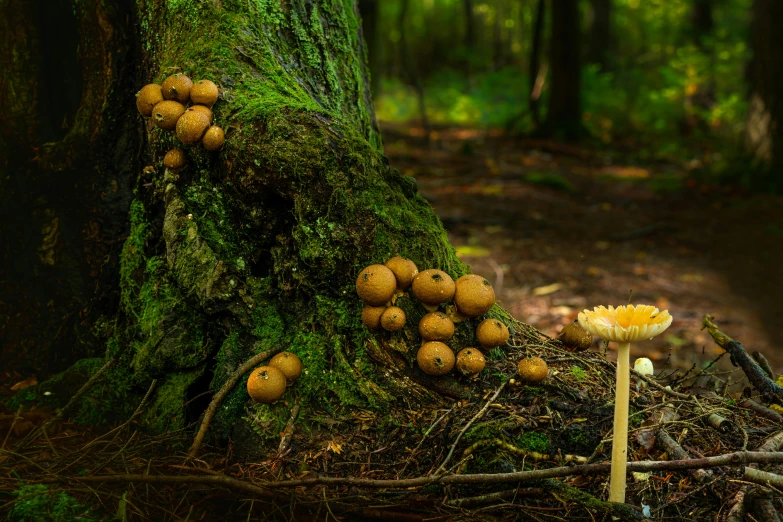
456, 348, 485, 376
517, 356, 548, 383
269, 351, 303, 385
418, 312, 455, 341
384, 256, 419, 290
557, 321, 593, 352
453, 274, 496, 318
578, 304, 672, 504
189, 104, 213, 123
634, 357, 654, 390
356, 264, 397, 306
176, 109, 211, 144
163, 149, 187, 170
411, 269, 455, 310
476, 318, 509, 349
190, 79, 219, 107
152, 100, 186, 131
361, 306, 386, 329
380, 306, 406, 331
136, 84, 163, 117
247, 365, 286, 404
417, 341, 455, 376
161, 73, 193, 104
202, 126, 225, 151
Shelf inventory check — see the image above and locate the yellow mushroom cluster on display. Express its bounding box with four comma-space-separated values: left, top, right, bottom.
246, 351, 303, 404
356, 257, 513, 379
135, 74, 226, 169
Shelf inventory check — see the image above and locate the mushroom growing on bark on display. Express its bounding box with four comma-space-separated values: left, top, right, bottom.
578, 305, 672, 504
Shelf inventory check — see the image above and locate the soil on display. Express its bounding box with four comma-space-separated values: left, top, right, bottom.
382, 123, 783, 382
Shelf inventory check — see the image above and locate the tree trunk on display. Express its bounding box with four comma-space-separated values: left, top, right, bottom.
4, 0, 488, 455
587, 0, 611, 71
0, 0, 138, 377
399, 0, 431, 142
746, 0, 783, 191
542, 0, 584, 140
528, 0, 547, 126
358, 0, 381, 97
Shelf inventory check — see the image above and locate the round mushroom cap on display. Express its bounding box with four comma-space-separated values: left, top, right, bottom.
380, 306, 406, 331
202, 126, 225, 151
384, 256, 419, 290
417, 341, 456, 376
633, 357, 654, 377
190, 79, 219, 107
557, 321, 593, 352
247, 365, 287, 403
453, 274, 496, 317
418, 312, 455, 341
163, 148, 187, 169
356, 264, 397, 306
136, 84, 164, 117
517, 356, 548, 383
411, 269, 455, 306
361, 306, 386, 329
269, 351, 303, 384
456, 348, 486, 376
476, 318, 510, 348
176, 109, 211, 144
188, 104, 213, 123
152, 100, 186, 131
161, 73, 193, 103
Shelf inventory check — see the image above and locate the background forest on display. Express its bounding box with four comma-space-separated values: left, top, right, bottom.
363, 0, 773, 187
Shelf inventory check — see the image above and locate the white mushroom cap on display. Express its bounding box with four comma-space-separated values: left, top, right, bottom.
578, 304, 672, 343
634, 357, 654, 377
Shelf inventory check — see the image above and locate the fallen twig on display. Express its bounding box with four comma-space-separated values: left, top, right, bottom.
278, 398, 300, 454
188, 345, 282, 457
702, 315, 783, 403
741, 399, 783, 424
38, 450, 783, 490
656, 429, 711, 483
726, 430, 783, 521
433, 379, 507, 475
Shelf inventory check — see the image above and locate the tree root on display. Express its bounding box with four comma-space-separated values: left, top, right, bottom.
188, 345, 282, 457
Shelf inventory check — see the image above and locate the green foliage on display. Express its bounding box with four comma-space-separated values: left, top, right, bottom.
6, 484, 91, 522
570, 365, 587, 381
523, 172, 575, 193
516, 431, 550, 453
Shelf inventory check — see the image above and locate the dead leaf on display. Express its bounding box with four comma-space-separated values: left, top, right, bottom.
533, 283, 562, 296
327, 440, 343, 455
10, 376, 38, 391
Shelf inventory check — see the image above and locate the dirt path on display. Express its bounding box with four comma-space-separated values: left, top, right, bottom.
382, 123, 783, 381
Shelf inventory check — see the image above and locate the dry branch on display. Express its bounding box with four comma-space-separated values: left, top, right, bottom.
702, 315, 783, 403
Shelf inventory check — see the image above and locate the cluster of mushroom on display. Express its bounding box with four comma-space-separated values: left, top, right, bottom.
135, 73, 225, 170
513, 319, 597, 385
356, 257, 509, 379
246, 351, 303, 404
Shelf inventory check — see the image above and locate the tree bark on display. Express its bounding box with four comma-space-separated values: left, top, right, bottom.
745, 0, 783, 191
541, 0, 584, 140
528, 0, 546, 126
4, 0, 486, 456
587, 0, 611, 71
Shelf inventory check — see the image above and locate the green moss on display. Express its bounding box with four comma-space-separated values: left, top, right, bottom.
6, 484, 93, 522
516, 431, 550, 453
570, 365, 587, 381
141, 368, 203, 432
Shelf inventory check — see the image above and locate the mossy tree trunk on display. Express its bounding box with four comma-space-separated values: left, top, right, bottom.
6, 0, 497, 457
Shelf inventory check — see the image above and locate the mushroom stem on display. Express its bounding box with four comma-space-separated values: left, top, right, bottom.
609, 341, 631, 503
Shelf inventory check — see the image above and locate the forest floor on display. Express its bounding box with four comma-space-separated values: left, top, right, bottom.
382, 122, 783, 383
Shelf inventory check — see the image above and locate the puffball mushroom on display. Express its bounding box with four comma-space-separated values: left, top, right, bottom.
163, 149, 187, 170
418, 312, 455, 341
578, 304, 672, 504
417, 341, 455, 376
517, 356, 549, 383
247, 366, 287, 403
269, 351, 303, 385
361, 306, 386, 329
557, 321, 593, 352
161, 73, 193, 104
456, 348, 485, 376
453, 274, 496, 318
411, 269, 455, 310
476, 318, 510, 349
384, 256, 419, 290
190, 79, 219, 107
136, 84, 164, 117
380, 306, 406, 331
356, 264, 397, 306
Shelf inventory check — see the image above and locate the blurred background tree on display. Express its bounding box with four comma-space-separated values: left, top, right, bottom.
358, 0, 782, 191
